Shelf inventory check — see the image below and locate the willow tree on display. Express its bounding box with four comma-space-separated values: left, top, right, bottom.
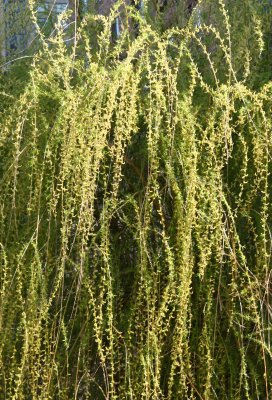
0, 1, 271, 399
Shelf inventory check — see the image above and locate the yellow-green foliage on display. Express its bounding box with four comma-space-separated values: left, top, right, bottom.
0, 3, 271, 399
